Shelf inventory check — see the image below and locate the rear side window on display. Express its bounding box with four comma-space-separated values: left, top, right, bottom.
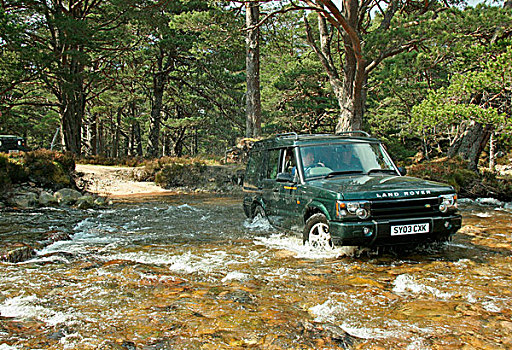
267, 149, 280, 179
246, 150, 264, 185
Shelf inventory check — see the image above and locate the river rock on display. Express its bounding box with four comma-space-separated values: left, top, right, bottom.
9, 192, 38, 208
76, 195, 95, 209
54, 188, 82, 205
39, 191, 58, 206
0, 243, 35, 263
94, 196, 108, 206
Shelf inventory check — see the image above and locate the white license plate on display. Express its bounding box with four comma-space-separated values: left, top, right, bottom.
8, 150, 20, 154
391, 223, 429, 236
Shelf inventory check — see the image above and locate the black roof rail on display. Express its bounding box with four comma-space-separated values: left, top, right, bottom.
335, 130, 370, 138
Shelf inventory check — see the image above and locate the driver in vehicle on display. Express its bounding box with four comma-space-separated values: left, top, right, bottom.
302, 149, 330, 177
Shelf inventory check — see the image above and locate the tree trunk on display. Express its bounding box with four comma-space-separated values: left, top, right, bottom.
304, 12, 366, 134
59, 63, 85, 155
98, 119, 104, 156
245, 1, 262, 138
448, 121, 493, 170
112, 107, 122, 158
147, 73, 164, 158
489, 132, 496, 171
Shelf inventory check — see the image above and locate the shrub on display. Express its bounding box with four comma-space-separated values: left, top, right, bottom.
0, 154, 29, 192
78, 155, 143, 167
154, 161, 206, 188
23, 150, 75, 190
408, 157, 512, 201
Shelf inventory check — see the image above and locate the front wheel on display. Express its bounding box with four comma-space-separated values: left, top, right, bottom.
303, 213, 334, 250
253, 205, 266, 219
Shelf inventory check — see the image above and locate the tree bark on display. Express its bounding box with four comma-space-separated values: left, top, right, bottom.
112, 107, 122, 158
448, 121, 493, 170
147, 72, 165, 158
245, 1, 262, 138
59, 58, 85, 155
304, 9, 367, 133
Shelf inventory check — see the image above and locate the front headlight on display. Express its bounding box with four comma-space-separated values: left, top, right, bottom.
439, 194, 457, 213
336, 201, 371, 219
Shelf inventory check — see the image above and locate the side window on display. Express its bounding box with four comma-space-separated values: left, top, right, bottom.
282, 148, 297, 175
267, 149, 280, 179
245, 150, 263, 184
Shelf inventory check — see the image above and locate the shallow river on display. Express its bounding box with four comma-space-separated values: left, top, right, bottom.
1, 195, 512, 349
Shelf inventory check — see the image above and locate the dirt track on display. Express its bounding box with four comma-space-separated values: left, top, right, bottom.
76, 164, 172, 198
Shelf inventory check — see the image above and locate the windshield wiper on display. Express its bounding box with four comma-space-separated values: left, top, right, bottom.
366, 168, 398, 175
324, 170, 364, 179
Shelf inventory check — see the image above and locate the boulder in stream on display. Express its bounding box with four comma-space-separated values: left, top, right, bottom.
0, 243, 35, 263
54, 188, 82, 205
39, 191, 58, 206
76, 195, 95, 209
9, 192, 38, 209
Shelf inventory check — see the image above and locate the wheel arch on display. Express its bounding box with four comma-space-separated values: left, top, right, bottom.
303, 201, 331, 224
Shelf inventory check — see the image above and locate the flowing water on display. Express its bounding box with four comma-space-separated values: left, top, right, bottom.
1, 194, 512, 349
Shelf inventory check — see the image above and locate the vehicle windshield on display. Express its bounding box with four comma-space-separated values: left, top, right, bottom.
299, 142, 398, 180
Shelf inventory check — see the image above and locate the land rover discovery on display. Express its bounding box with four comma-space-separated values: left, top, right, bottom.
0, 135, 28, 153
243, 132, 461, 248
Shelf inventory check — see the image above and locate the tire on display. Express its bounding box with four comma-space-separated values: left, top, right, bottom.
303, 213, 334, 250
253, 205, 266, 220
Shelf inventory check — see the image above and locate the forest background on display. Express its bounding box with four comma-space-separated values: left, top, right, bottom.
1, 0, 511, 175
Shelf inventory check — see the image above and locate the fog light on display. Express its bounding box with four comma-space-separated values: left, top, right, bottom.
363, 227, 372, 236
444, 221, 451, 228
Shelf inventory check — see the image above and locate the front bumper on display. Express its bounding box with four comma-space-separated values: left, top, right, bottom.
329, 214, 462, 247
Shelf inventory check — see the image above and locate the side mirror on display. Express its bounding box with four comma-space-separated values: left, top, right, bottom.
398, 167, 407, 176
276, 172, 295, 183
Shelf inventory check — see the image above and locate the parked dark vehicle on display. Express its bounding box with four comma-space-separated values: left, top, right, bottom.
0, 135, 28, 153
243, 132, 461, 248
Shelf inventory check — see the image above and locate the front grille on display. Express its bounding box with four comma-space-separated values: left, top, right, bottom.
371, 197, 441, 219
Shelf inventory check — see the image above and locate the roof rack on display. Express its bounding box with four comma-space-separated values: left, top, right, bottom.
274, 131, 372, 141
276, 132, 299, 139
335, 130, 370, 137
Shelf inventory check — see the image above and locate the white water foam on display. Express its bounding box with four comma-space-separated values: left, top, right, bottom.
221, 271, 250, 283
254, 233, 358, 259
476, 198, 503, 206
0, 345, 20, 350
392, 274, 452, 299
244, 216, 273, 231
0, 295, 78, 326
309, 299, 398, 339
104, 250, 253, 277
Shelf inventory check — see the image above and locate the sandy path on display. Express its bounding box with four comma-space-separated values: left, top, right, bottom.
76, 164, 172, 198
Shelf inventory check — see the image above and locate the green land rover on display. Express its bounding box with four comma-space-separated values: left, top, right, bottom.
243, 132, 462, 248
